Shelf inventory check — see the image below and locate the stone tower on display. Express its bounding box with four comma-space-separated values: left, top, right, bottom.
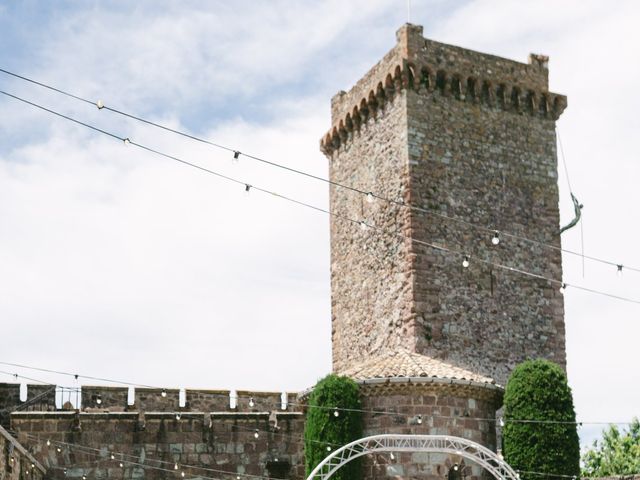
321, 24, 567, 386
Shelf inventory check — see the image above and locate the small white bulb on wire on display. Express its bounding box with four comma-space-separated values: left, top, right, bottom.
96, 99, 104, 110
366, 192, 374, 203
175, 412, 181, 421
491, 231, 500, 245
499, 417, 505, 428
123, 138, 131, 146
56, 447, 62, 453
110, 453, 115, 460
63, 468, 67, 476
249, 397, 255, 408
559, 283, 566, 294
333, 408, 340, 417
174, 462, 179, 470
181, 471, 186, 478
326, 446, 331, 452
417, 414, 423, 424
359, 221, 367, 231
96, 395, 102, 405
46, 439, 51, 446
462, 256, 470, 268
161, 389, 167, 398
245, 184, 251, 195
617, 264, 623, 277
254, 429, 259, 439
82, 476, 86, 480
119, 462, 124, 468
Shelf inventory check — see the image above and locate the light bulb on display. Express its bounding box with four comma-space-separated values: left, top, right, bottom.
617, 264, 623, 277
161, 389, 167, 398
462, 256, 470, 268
174, 463, 179, 470
96, 99, 104, 110
56, 447, 62, 453
82, 476, 86, 480
110, 453, 115, 460
390, 452, 395, 461
96, 395, 102, 405
417, 415, 423, 424
491, 231, 500, 245
249, 397, 255, 408
64, 468, 67, 476
333, 408, 339, 417
559, 283, 566, 294
366, 192, 374, 203
499, 417, 505, 428
181, 471, 185, 478
326, 446, 331, 452
175, 413, 181, 420
359, 221, 367, 231
119, 462, 124, 468
254, 429, 259, 439
9, 457, 14, 463
233, 151, 240, 163
453, 465, 459, 472
46, 439, 51, 446
123, 138, 131, 146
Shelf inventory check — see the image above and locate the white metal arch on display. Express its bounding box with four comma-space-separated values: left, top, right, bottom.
306, 434, 519, 480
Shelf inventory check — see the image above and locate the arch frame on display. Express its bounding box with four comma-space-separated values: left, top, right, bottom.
306, 434, 519, 480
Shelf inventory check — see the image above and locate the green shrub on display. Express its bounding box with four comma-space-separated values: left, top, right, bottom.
304, 374, 363, 480
503, 360, 580, 480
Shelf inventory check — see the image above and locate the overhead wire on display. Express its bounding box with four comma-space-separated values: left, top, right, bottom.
1, 67, 638, 275
1, 88, 638, 305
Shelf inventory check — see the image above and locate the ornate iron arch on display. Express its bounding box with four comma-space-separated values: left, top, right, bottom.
306, 434, 519, 480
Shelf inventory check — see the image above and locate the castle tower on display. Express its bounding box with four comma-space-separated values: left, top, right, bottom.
321, 24, 567, 387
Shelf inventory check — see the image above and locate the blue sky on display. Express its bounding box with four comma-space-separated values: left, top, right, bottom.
1, 0, 639, 452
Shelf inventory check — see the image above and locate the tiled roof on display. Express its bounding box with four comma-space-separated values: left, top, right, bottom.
338, 349, 496, 385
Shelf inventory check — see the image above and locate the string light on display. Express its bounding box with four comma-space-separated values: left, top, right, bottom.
390, 452, 395, 461
617, 264, 623, 277
491, 231, 500, 245
559, 283, 566, 294
64, 468, 67, 476
96, 395, 102, 405
119, 462, 124, 468
181, 471, 186, 478
249, 397, 255, 408
499, 417, 505, 428
254, 429, 259, 439
46, 439, 51, 446
110, 453, 115, 460
233, 151, 240, 163
1, 69, 639, 279
56, 447, 62, 453
175, 413, 181, 421
359, 221, 367, 231
174, 462, 179, 470
326, 446, 331, 452
462, 255, 470, 268
2, 88, 639, 304
417, 415, 423, 424
244, 184, 251, 195
333, 408, 340, 417
161, 389, 167, 398
123, 138, 131, 146
366, 192, 374, 203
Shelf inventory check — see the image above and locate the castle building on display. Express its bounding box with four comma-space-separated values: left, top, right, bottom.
1, 24, 566, 480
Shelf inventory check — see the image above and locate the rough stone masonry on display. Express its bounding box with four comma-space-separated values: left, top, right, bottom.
322, 24, 567, 386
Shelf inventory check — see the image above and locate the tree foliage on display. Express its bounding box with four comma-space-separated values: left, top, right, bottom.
582, 418, 640, 477
502, 360, 580, 480
304, 374, 363, 480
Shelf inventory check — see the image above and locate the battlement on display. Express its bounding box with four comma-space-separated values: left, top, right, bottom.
321, 23, 567, 155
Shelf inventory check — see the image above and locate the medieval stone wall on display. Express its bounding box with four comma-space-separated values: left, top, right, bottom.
0, 424, 46, 480
359, 381, 502, 480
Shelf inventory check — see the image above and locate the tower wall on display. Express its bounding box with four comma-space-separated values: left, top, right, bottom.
323, 24, 567, 385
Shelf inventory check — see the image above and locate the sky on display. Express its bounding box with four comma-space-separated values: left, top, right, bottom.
1, 0, 639, 451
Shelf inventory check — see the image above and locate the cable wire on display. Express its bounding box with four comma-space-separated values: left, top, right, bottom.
1, 89, 639, 305
1, 67, 639, 275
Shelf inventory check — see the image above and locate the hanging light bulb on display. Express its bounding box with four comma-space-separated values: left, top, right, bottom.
254, 429, 260, 439
333, 408, 340, 417
174, 462, 179, 470
46, 439, 51, 446
175, 412, 181, 421
56, 447, 62, 453
181, 471, 186, 478
110, 453, 115, 460
96, 395, 102, 405
499, 417, 505, 428
82, 475, 87, 480
617, 264, 623, 277
233, 151, 240, 163
64, 468, 67, 476
491, 231, 500, 245
559, 283, 566, 294
119, 462, 124, 468
123, 138, 131, 146
417, 415, 423, 424
462, 255, 470, 268
359, 221, 368, 231
453, 464, 459, 472
249, 397, 255, 408
96, 99, 104, 110
390, 452, 395, 461
9, 457, 14, 464
366, 192, 374, 203
161, 389, 167, 398
326, 446, 331, 452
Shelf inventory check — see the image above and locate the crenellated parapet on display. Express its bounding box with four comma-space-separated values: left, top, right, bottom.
320, 23, 567, 156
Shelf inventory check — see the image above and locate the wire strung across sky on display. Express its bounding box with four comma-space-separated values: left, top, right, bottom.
0, 362, 635, 427
0, 88, 638, 305
0, 67, 638, 276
